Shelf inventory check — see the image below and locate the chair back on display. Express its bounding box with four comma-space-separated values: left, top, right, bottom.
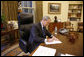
18, 13, 33, 41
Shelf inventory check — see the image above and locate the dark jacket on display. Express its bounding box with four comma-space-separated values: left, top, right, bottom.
28, 22, 52, 52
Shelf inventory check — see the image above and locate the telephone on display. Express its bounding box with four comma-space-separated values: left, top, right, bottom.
59, 28, 69, 34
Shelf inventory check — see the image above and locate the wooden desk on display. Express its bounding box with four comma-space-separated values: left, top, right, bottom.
29, 32, 83, 56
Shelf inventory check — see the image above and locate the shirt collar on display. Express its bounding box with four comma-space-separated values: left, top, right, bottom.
41, 22, 44, 30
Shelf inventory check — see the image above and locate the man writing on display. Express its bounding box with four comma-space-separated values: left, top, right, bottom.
28, 16, 59, 52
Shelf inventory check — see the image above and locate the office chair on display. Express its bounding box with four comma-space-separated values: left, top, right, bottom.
18, 13, 33, 53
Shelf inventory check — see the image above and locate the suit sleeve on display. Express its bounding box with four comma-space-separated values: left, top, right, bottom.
31, 25, 45, 43
45, 28, 52, 38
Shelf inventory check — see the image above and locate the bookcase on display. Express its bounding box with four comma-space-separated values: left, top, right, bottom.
68, 4, 82, 21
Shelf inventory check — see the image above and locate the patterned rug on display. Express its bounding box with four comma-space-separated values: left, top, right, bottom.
1, 44, 30, 56
3, 46, 22, 56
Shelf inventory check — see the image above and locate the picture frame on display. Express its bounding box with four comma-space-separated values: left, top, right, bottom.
48, 3, 61, 14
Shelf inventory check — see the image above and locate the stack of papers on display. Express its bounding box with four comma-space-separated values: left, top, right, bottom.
32, 46, 56, 56
45, 39, 62, 45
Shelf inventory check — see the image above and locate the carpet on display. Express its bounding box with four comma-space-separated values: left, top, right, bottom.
3, 46, 22, 56
1, 44, 30, 56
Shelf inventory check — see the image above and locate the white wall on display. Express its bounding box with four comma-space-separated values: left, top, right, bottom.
43, 1, 69, 22
81, 4, 83, 22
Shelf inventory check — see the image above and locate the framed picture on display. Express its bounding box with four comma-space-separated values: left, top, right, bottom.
48, 3, 61, 14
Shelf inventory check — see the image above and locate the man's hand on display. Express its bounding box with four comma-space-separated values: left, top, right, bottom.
52, 36, 59, 41
47, 38, 53, 42
47, 36, 59, 42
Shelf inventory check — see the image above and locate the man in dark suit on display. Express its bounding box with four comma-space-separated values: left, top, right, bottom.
28, 16, 59, 53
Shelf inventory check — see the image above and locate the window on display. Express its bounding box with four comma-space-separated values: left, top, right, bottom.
21, 1, 33, 13
18, 1, 35, 23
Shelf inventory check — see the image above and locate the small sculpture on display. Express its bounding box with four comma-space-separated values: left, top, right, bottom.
54, 16, 58, 22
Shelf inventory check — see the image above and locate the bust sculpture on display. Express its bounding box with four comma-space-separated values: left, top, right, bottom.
54, 16, 58, 23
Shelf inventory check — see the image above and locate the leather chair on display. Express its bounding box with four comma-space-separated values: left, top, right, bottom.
78, 22, 83, 32
64, 21, 74, 31
18, 13, 33, 53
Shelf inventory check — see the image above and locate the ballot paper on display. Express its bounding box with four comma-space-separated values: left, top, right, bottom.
45, 39, 62, 45
32, 46, 56, 56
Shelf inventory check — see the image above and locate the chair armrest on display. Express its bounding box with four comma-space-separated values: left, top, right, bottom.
19, 38, 27, 46
19, 38, 29, 53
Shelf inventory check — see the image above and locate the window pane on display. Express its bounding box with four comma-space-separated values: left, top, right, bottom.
28, 9, 32, 13
21, 1, 32, 7
24, 1, 27, 7
22, 8, 28, 13
30, 1, 32, 7
22, 8, 32, 13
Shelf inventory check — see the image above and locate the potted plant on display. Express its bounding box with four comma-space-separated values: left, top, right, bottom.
1, 14, 7, 30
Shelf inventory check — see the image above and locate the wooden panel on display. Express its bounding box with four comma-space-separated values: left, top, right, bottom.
48, 22, 63, 33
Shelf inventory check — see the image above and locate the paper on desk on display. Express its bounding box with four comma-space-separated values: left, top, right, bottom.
60, 53, 75, 56
65, 54, 75, 56
32, 46, 56, 56
45, 39, 62, 45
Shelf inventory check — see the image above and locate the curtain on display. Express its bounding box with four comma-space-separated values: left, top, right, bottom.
35, 1, 43, 23
1, 1, 18, 21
